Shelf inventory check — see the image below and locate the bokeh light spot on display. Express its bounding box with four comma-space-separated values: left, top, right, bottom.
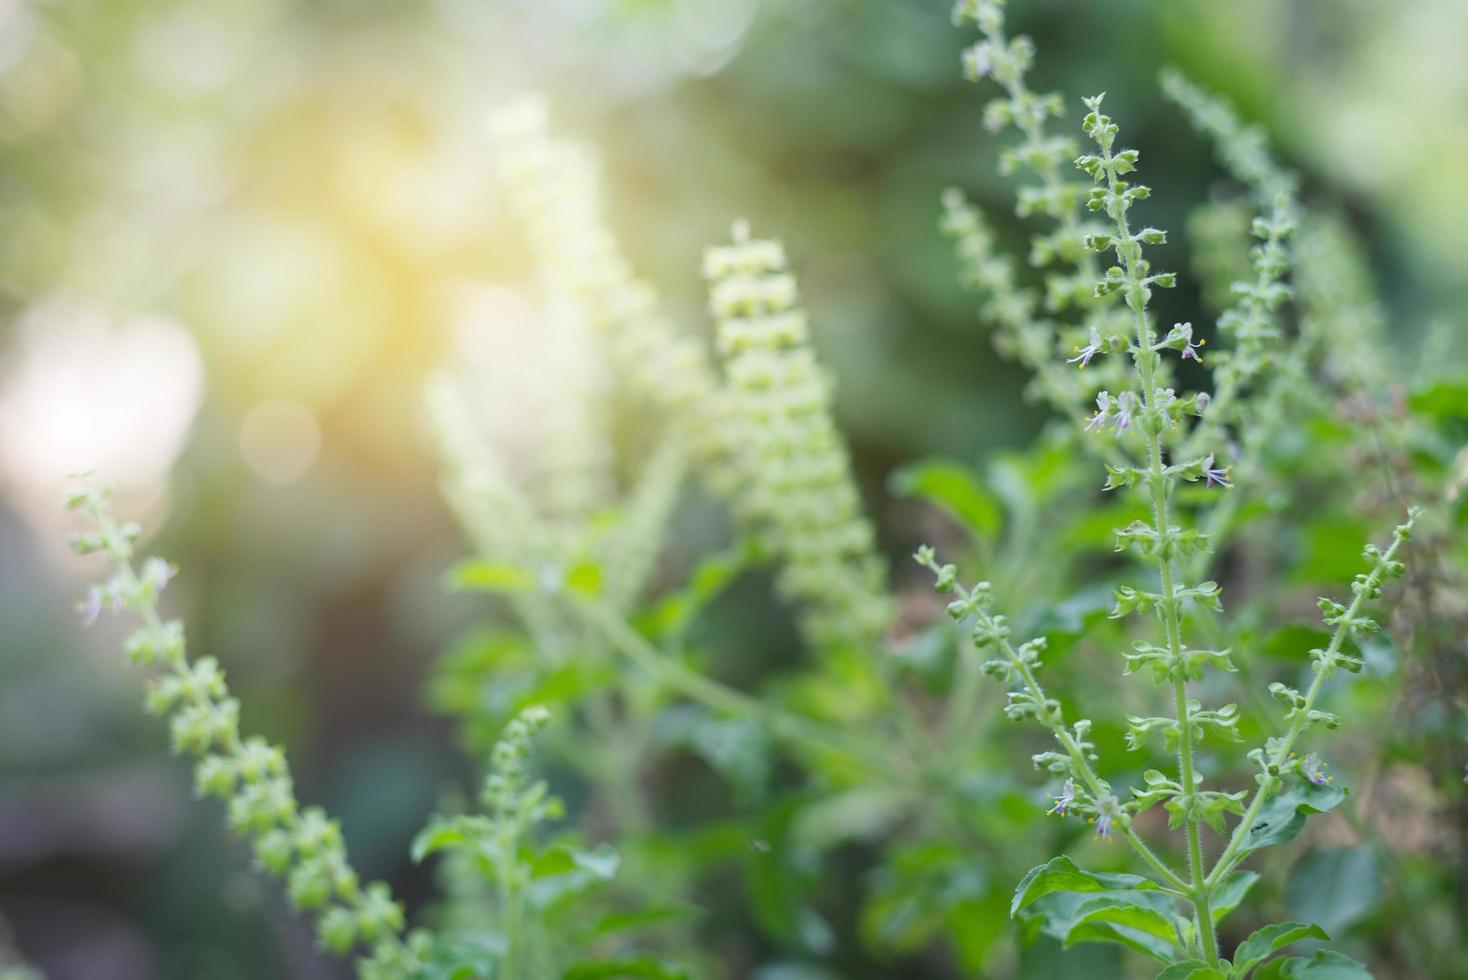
238, 398, 321, 485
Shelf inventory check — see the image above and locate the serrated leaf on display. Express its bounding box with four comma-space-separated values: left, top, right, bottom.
888, 457, 1002, 539
1237, 780, 1349, 860
1011, 856, 1163, 917
1234, 922, 1330, 977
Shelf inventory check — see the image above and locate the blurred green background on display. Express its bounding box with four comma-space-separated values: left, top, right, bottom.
1, 0, 1465, 977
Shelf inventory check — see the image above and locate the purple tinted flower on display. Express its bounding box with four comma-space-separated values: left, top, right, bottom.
1181, 336, 1205, 363
79, 585, 103, 628
1085, 391, 1112, 433
1092, 794, 1121, 842
1111, 392, 1136, 432
141, 557, 175, 596
1048, 778, 1077, 816
1301, 754, 1332, 786
1202, 453, 1232, 489
1068, 328, 1104, 369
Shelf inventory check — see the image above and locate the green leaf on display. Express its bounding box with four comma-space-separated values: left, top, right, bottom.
565, 560, 603, 596
1284, 847, 1380, 937
1063, 892, 1181, 963
1210, 870, 1259, 926
409, 819, 472, 863
641, 538, 760, 640
1408, 377, 1468, 421
525, 843, 621, 909
1252, 950, 1373, 979
1237, 779, 1349, 860
1064, 919, 1175, 963
888, 457, 1002, 539
444, 559, 534, 595
570, 842, 621, 880
1234, 922, 1330, 977
590, 905, 694, 940
1011, 856, 1163, 917
529, 842, 620, 881
1155, 961, 1226, 980
1017, 935, 1122, 979
563, 957, 692, 980
418, 933, 505, 980
745, 799, 834, 954
1066, 893, 1181, 949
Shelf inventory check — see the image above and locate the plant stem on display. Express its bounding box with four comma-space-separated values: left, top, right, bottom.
571, 596, 908, 783
1096, 128, 1220, 965
1205, 525, 1412, 889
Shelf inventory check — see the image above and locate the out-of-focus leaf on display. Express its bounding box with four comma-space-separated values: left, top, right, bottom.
793, 785, 910, 851
562, 956, 692, 979
1252, 950, 1373, 979
652, 705, 772, 804
642, 538, 761, 639
1285, 847, 1380, 938
745, 798, 833, 954
419, 933, 505, 980
525, 843, 620, 909
860, 839, 993, 956
410, 819, 475, 864
888, 457, 1002, 539
445, 559, 535, 595
590, 906, 695, 940
1017, 935, 1122, 979
1408, 378, 1468, 421
565, 560, 603, 596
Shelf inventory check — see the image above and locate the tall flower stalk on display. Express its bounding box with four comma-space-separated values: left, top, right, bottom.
65, 479, 424, 980
703, 221, 893, 650
944, 0, 1137, 424
1078, 91, 1229, 959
